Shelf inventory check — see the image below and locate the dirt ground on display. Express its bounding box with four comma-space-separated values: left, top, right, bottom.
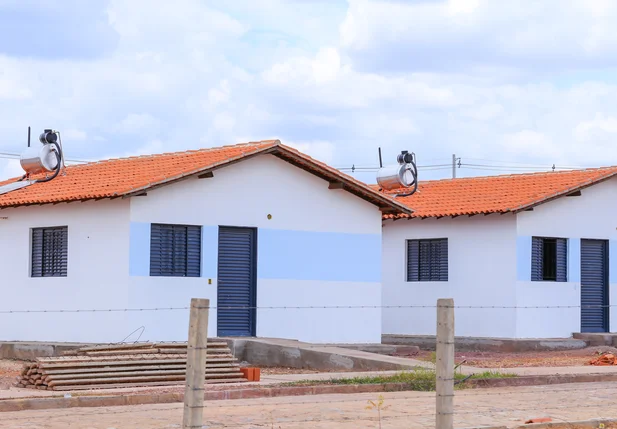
414, 346, 617, 368
1, 382, 615, 429
545, 425, 617, 429
0, 360, 23, 390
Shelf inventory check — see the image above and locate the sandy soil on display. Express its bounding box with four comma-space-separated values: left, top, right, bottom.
414, 346, 617, 368
0, 360, 23, 390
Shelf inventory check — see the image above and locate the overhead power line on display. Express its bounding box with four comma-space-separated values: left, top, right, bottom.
336, 155, 599, 176
0, 151, 90, 164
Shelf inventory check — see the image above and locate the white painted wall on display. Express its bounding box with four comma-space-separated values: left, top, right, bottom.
516, 177, 617, 240
0, 200, 131, 342
0, 154, 383, 343
256, 280, 381, 343
516, 176, 617, 337
129, 155, 381, 235
515, 281, 580, 338
382, 215, 518, 337
129, 154, 383, 343
382, 176, 617, 339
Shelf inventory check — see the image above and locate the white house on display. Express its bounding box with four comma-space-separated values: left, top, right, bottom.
382, 168, 617, 339
0, 140, 410, 344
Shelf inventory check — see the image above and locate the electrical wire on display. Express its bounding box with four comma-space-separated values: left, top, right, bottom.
461, 163, 575, 171
459, 166, 563, 173
0, 151, 89, 164
0, 303, 614, 314
463, 157, 592, 169
337, 164, 450, 172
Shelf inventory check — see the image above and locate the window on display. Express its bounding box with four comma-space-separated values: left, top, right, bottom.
31, 227, 68, 277
407, 238, 448, 282
532, 237, 567, 282
150, 224, 201, 277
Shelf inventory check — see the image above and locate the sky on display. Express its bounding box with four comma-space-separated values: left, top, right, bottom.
2, 0, 617, 184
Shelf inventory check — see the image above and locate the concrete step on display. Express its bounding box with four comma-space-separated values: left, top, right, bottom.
324, 343, 420, 356
382, 334, 588, 352
572, 333, 617, 347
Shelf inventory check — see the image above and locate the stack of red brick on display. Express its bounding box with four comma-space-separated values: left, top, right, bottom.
240, 367, 261, 382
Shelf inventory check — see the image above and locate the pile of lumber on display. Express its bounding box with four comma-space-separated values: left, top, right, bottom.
15, 340, 248, 391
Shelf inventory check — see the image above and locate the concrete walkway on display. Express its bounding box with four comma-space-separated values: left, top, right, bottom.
230, 337, 433, 371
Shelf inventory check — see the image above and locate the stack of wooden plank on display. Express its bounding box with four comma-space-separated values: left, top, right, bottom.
15, 339, 248, 391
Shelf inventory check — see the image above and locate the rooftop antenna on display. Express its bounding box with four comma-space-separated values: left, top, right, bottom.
378, 147, 383, 168
27, 126, 30, 148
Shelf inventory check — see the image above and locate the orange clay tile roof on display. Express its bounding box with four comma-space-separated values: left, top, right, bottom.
0, 140, 412, 214
381, 166, 617, 219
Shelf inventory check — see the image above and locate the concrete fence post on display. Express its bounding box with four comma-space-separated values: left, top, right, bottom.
182, 298, 210, 429
436, 298, 455, 429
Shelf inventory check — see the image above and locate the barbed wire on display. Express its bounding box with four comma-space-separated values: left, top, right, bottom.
0, 303, 614, 314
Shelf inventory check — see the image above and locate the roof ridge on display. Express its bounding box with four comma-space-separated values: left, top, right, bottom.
86, 140, 280, 165
0, 139, 411, 216
369, 166, 617, 190
382, 164, 617, 219
412, 165, 617, 184
1, 140, 281, 181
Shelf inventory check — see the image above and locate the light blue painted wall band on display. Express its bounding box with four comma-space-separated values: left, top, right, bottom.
609, 240, 617, 284
518, 236, 582, 282
568, 238, 581, 283
257, 228, 382, 282
201, 225, 218, 278
516, 236, 531, 281
129, 222, 151, 276
130, 224, 381, 282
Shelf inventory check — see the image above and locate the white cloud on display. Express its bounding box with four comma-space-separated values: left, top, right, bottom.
460, 103, 504, 121
106, 0, 247, 51
285, 140, 335, 164
339, 0, 617, 73
207, 80, 231, 107
0, 57, 33, 100
312, 47, 341, 84
501, 130, 555, 158
0, 159, 24, 180
63, 129, 87, 140
114, 114, 160, 134
103, 139, 165, 160
447, 0, 481, 16
3, 0, 617, 184
575, 113, 617, 141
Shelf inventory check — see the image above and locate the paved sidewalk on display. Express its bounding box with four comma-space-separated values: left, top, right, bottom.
1, 382, 615, 428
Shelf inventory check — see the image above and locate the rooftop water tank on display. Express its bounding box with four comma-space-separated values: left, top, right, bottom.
20, 144, 60, 175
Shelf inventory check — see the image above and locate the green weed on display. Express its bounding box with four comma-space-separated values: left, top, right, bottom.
282, 368, 516, 391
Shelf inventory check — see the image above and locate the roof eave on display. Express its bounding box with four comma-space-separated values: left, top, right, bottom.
271, 145, 413, 215
120, 143, 281, 199
511, 171, 617, 214
0, 140, 413, 215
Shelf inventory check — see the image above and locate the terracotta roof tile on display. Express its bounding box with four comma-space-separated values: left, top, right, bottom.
0, 140, 411, 215
380, 167, 617, 219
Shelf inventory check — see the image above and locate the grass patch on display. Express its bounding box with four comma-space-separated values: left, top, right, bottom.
472, 370, 517, 379
282, 368, 516, 391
